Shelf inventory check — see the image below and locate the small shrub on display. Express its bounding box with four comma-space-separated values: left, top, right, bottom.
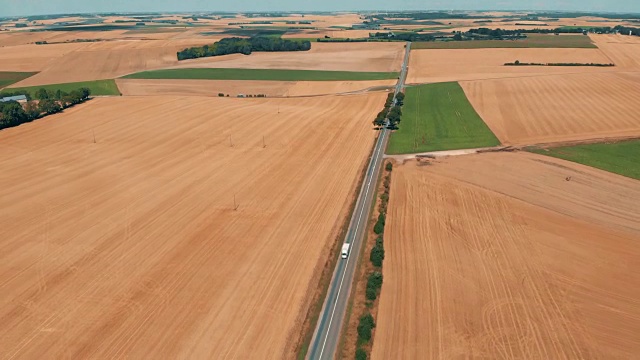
385, 162, 393, 172
355, 348, 367, 360
365, 286, 377, 300
367, 271, 383, 289
373, 212, 385, 234
370, 243, 384, 267
357, 313, 375, 341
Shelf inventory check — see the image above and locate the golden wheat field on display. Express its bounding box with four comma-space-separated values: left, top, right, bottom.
373, 153, 640, 359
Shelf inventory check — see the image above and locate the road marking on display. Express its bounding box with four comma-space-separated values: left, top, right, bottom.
317, 128, 385, 359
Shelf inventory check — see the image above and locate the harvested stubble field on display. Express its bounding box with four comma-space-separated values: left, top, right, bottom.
0, 93, 385, 359
282, 29, 375, 39
170, 42, 406, 73
412, 34, 597, 49
116, 78, 395, 97
590, 34, 640, 69
0, 43, 88, 72
406, 47, 614, 84
460, 72, 640, 145
7, 39, 216, 87
373, 152, 640, 360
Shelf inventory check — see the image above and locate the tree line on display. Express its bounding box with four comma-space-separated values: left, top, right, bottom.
372, 92, 404, 130
0, 87, 91, 130
505, 60, 614, 67
177, 37, 311, 60
354, 161, 393, 360
465, 26, 626, 39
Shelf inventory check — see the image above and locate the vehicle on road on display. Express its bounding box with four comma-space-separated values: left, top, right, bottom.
341, 243, 351, 259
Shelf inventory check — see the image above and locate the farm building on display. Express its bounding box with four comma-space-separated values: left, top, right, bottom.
0, 95, 27, 103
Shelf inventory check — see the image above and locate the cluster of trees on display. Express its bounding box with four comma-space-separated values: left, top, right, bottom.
0, 87, 91, 130
372, 92, 404, 129
615, 25, 640, 36
177, 37, 311, 60
505, 60, 614, 67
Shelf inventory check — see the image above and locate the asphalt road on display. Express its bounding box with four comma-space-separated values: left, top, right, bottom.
307, 42, 411, 360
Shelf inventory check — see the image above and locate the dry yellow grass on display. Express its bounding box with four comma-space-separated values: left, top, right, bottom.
373, 153, 640, 359
0, 93, 384, 359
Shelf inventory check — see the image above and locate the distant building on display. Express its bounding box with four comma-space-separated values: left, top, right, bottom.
0, 95, 27, 103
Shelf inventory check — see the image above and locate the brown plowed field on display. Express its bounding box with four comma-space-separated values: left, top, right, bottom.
460, 72, 640, 145
170, 42, 405, 72
9, 39, 216, 86
372, 153, 640, 360
406, 48, 613, 84
0, 93, 384, 359
116, 78, 394, 97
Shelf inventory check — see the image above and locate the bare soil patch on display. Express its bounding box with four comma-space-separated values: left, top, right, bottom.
0, 93, 384, 359
372, 153, 640, 359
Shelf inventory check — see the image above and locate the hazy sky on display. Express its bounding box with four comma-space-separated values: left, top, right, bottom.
1, 0, 639, 17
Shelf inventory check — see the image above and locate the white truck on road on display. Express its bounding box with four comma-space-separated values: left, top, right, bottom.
341, 243, 351, 259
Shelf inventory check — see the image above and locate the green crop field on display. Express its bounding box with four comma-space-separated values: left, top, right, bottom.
6, 79, 121, 97
123, 68, 399, 81
412, 34, 596, 49
0, 72, 38, 88
531, 140, 640, 180
387, 82, 500, 154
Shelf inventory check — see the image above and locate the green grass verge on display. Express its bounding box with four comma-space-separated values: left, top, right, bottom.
123, 68, 400, 81
387, 82, 500, 154
6, 79, 121, 97
530, 140, 640, 180
412, 34, 596, 49
0, 72, 38, 88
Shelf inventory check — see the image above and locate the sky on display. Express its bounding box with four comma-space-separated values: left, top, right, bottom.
1, 0, 639, 17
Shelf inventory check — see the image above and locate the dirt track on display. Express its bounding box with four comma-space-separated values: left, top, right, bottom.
372, 153, 640, 359
0, 94, 384, 359
460, 72, 640, 145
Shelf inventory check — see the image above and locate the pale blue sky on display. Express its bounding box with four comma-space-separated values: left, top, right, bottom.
1, 0, 639, 17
